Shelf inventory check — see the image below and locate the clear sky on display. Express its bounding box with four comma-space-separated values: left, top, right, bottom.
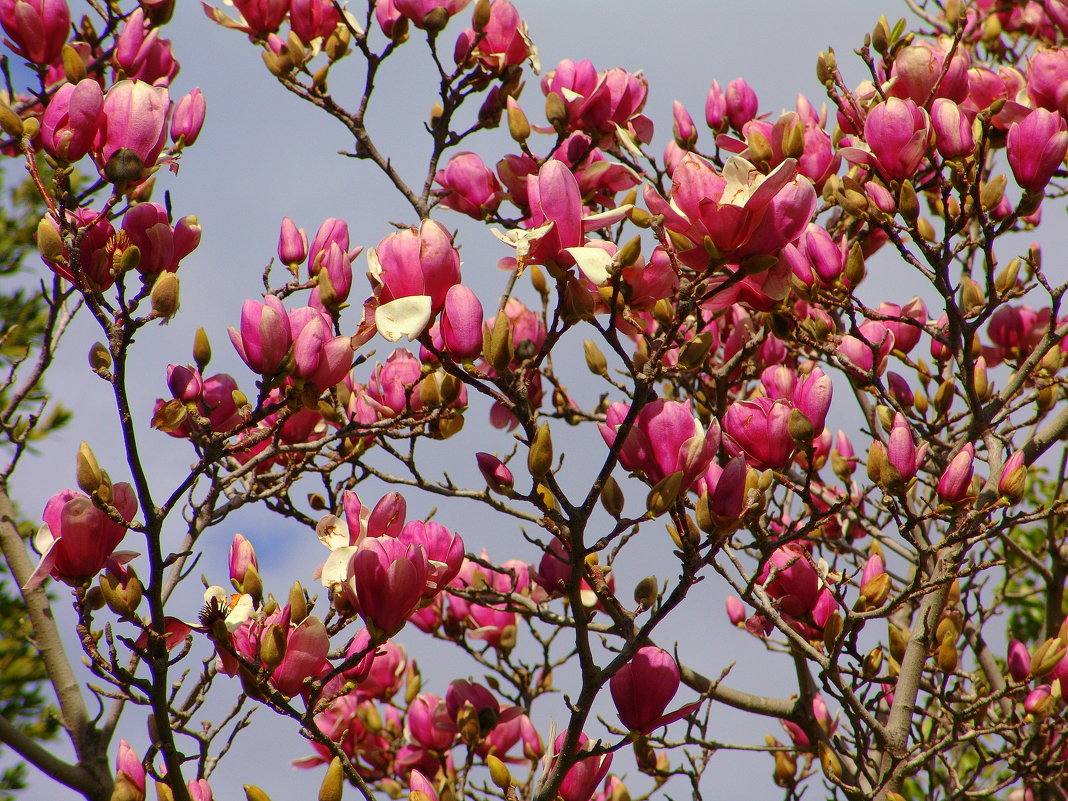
8, 1, 920, 799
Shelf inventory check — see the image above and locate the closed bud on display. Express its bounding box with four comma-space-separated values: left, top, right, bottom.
584, 340, 608, 377
980, 175, 1006, 211
150, 273, 180, 319
934, 379, 955, 416
633, 575, 658, 609
616, 235, 641, 268
914, 386, 928, 415
960, 276, 984, 317
897, 180, 919, 223
289, 581, 309, 625
76, 442, 103, 494
319, 757, 344, 801
995, 258, 1020, 295
888, 623, 909, 661
485, 310, 514, 372
818, 742, 842, 781
527, 423, 553, 478
936, 638, 958, 672
507, 102, 530, 143
768, 736, 797, 787
652, 298, 674, 327
545, 92, 568, 132
119, 245, 141, 274
1031, 637, 1067, 679
646, 471, 684, 517
844, 243, 865, 286
999, 450, 1027, 504
0, 103, 23, 139
866, 440, 887, 485
530, 265, 548, 296
260, 623, 287, 669
628, 206, 653, 227
859, 571, 890, 608
601, 475, 624, 517
183, 330, 211, 378
36, 219, 66, 263
816, 50, 837, 85
677, 331, 716, 370
83, 585, 106, 610
746, 129, 773, 164
61, 44, 87, 83
863, 647, 884, 678
244, 786, 274, 801
787, 408, 814, 444
916, 217, 936, 242
486, 755, 511, 790
837, 187, 869, 218
89, 342, 112, 371
871, 15, 891, 54
823, 611, 843, 650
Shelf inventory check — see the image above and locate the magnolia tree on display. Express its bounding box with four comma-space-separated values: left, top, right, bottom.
1, 0, 1067, 800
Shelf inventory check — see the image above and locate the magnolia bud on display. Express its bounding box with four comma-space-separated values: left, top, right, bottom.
244, 786, 274, 801
863, 647, 883, 678
646, 471, 684, 517
818, 742, 842, 781
545, 92, 568, 133
601, 475, 624, 517
289, 581, 309, 625
823, 611, 843, 650
897, 180, 919, 223
0, 103, 23, 139
1030, 637, 1067, 679
507, 103, 530, 143
319, 757, 344, 801
980, 175, 1006, 211
486, 755, 511, 790
633, 575, 658, 609
36, 219, 66, 263
260, 624, 287, 669
150, 273, 180, 319
584, 340, 608, 377
76, 442, 103, 494
528, 423, 553, 478
484, 310, 514, 372
89, 341, 112, 371
995, 258, 1020, 295
193, 327, 211, 371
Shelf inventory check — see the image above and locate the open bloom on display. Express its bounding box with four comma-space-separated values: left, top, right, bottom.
0, 0, 70, 65
599, 399, 720, 490
841, 97, 930, 180
27, 484, 139, 589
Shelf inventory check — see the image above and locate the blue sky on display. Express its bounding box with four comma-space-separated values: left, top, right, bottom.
7, 1, 927, 799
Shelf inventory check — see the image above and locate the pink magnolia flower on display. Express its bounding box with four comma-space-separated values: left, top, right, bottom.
610, 646, 697, 733
115, 8, 178, 86
792, 367, 832, 436
1007, 638, 1031, 682
369, 220, 461, 342
121, 203, 201, 275
187, 779, 213, 801
398, 519, 464, 596
94, 80, 171, 176
27, 484, 139, 589
453, 0, 532, 73
877, 297, 927, 354
726, 595, 746, 626
114, 739, 146, 800
758, 545, 820, 618
40, 79, 103, 162
408, 693, 455, 751
228, 533, 258, 591
724, 77, 758, 130
0, 0, 70, 65
38, 208, 115, 290
886, 412, 925, 484
394, 0, 471, 28
937, 444, 975, 505
551, 732, 613, 801
842, 97, 930, 181
290, 0, 340, 44
278, 217, 308, 266
289, 306, 354, 391
366, 349, 424, 416
203, 0, 290, 37
271, 614, 330, 698
930, 98, 974, 159
541, 59, 649, 139
483, 706, 542, 762
476, 452, 514, 494
155, 368, 244, 438
1026, 48, 1068, 115
1006, 108, 1068, 193
171, 87, 206, 146
228, 295, 292, 376
349, 536, 430, 639
439, 284, 483, 360
644, 153, 816, 261
889, 40, 970, 105
598, 399, 720, 490
705, 79, 727, 130
722, 397, 794, 470
434, 152, 503, 219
